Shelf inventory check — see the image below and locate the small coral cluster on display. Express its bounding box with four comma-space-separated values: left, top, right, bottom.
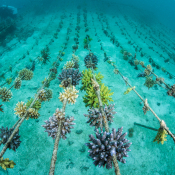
38, 88, 52, 102
0, 126, 21, 151
42, 108, 75, 140
63, 61, 75, 69
71, 54, 79, 69
0, 87, 12, 102
144, 76, 155, 89
167, 84, 175, 97
153, 127, 167, 144
86, 127, 131, 169
0, 157, 16, 170
41, 46, 50, 64
58, 68, 82, 88
84, 53, 98, 70
83, 84, 114, 108
81, 69, 104, 91
59, 86, 79, 104
18, 68, 33, 80
0, 104, 3, 112
14, 101, 40, 120
84, 104, 116, 129
144, 65, 152, 76
14, 77, 22, 89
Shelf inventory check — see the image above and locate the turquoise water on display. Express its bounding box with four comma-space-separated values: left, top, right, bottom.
0, 1, 175, 175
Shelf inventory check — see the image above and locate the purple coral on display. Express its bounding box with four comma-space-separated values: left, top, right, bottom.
58, 68, 82, 87
84, 104, 116, 129
86, 127, 131, 169
42, 115, 75, 140
0, 126, 21, 151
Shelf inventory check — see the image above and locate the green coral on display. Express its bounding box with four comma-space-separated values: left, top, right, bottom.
83, 83, 114, 108
6, 77, 12, 85
26, 98, 41, 110
144, 76, 155, 89
0, 157, 16, 170
81, 69, 104, 91
153, 128, 168, 145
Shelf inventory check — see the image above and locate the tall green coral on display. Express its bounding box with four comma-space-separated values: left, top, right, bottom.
0, 157, 16, 170
81, 69, 104, 91
26, 98, 41, 110
83, 83, 114, 108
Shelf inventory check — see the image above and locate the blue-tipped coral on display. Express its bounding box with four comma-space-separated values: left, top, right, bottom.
84, 104, 116, 129
86, 127, 131, 169
42, 108, 75, 140
0, 126, 21, 151
58, 68, 82, 88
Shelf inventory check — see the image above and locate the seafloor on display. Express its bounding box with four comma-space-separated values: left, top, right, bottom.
0, 1, 175, 175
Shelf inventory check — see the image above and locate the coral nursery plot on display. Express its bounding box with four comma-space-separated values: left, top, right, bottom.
0, 0, 175, 175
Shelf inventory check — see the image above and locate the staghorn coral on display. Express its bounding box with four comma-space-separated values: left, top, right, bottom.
27, 108, 40, 119
41, 46, 50, 64
0, 157, 16, 170
144, 64, 152, 76
81, 69, 104, 91
134, 60, 140, 66
71, 54, 79, 69
144, 76, 155, 89
84, 104, 116, 129
59, 86, 79, 104
84, 53, 98, 70
14, 77, 22, 89
42, 109, 75, 140
0, 87, 12, 102
139, 61, 144, 67
58, 68, 82, 88
167, 84, 175, 97
14, 101, 27, 117
37, 88, 52, 102
64, 61, 75, 69
18, 68, 33, 80
86, 127, 131, 169
83, 84, 114, 108
26, 98, 41, 110
0, 126, 21, 151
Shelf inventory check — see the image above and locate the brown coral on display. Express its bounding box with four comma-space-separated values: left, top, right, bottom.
0, 87, 12, 102
144, 64, 152, 76
14, 77, 22, 89
63, 61, 75, 69
18, 68, 33, 80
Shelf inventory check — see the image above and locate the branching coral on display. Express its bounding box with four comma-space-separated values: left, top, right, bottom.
144, 76, 155, 89
14, 77, 22, 89
0, 87, 12, 102
27, 108, 40, 119
38, 89, 52, 102
144, 64, 152, 76
26, 98, 41, 110
81, 69, 104, 91
124, 86, 135, 95
18, 68, 33, 80
86, 127, 131, 169
0, 126, 21, 151
84, 53, 98, 70
59, 86, 79, 104
58, 68, 82, 88
42, 108, 75, 140
63, 61, 75, 69
0, 157, 16, 170
84, 104, 116, 129
41, 46, 50, 64
167, 84, 175, 97
14, 101, 27, 117
83, 84, 114, 108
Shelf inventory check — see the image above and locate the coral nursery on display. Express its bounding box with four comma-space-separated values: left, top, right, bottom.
0, 0, 175, 175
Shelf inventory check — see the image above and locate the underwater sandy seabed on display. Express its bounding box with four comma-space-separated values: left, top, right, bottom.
0, 1, 175, 175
